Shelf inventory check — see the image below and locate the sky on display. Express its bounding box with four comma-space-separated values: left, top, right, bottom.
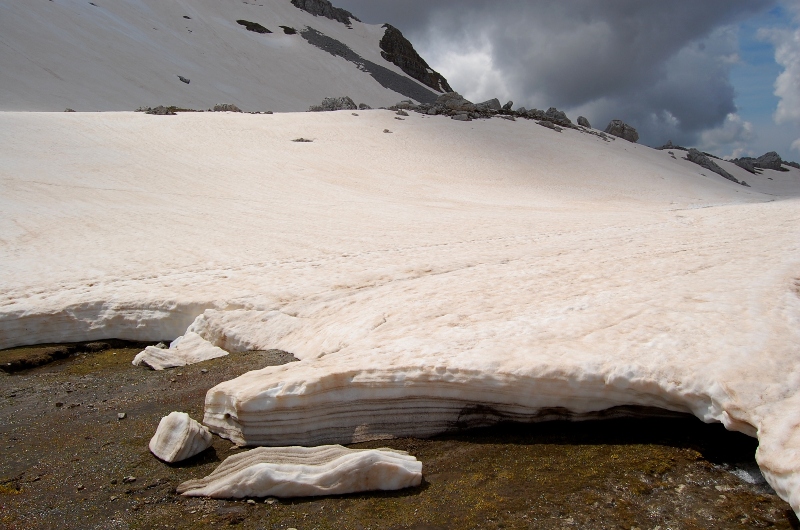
336, 0, 800, 160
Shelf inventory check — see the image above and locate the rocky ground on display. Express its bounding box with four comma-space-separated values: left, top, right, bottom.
1, 342, 797, 530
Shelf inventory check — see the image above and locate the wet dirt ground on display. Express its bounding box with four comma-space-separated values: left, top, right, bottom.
1, 341, 797, 530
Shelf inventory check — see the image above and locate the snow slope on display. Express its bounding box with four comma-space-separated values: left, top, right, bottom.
0, 0, 438, 111
1, 110, 800, 511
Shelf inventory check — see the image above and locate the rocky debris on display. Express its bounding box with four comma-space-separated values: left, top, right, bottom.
64, 108, 75, 112
279, 25, 297, 35
383, 129, 392, 133
213, 103, 242, 113
236, 20, 271, 34
177, 445, 422, 498
657, 140, 688, 151
477, 98, 502, 112
396, 109, 409, 117
755, 151, 785, 171
451, 114, 472, 122
577, 116, 591, 128
537, 120, 562, 132
516, 107, 527, 114
787, 161, 800, 169
292, 138, 313, 143
177, 75, 190, 84
308, 96, 358, 112
149, 412, 213, 463
502, 101, 514, 111
299, 27, 439, 105
290, 0, 359, 25
732, 152, 789, 174
605, 120, 639, 143
138, 106, 176, 116
686, 149, 747, 186
732, 158, 756, 174
379, 24, 452, 93
437, 92, 477, 112
358, 103, 372, 110
545, 107, 572, 125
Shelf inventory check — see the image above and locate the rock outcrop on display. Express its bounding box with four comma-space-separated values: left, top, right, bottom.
290, 0, 359, 25
236, 20, 271, 34
577, 116, 591, 128
149, 412, 213, 463
379, 24, 452, 93
308, 96, 358, 112
732, 152, 788, 173
477, 98, 502, 112
213, 103, 242, 113
686, 148, 746, 186
605, 120, 639, 143
177, 445, 422, 498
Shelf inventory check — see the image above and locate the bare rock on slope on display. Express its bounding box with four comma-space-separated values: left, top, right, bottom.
604, 120, 639, 143
436, 92, 476, 112
308, 96, 358, 112
756, 151, 785, 171
379, 24, 453, 93
577, 116, 591, 128
291, 0, 360, 25
686, 148, 746, 186
213, 103, 242, 113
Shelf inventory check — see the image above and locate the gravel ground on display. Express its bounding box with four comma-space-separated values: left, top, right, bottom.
1, 342, 797, 529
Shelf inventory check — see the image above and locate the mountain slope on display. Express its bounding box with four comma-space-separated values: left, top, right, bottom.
0, 0, 449, 111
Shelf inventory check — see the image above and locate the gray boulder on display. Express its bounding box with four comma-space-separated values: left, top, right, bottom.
755, 151, 783, 171
732, 158, 756, 174
502, 101, 514, 111
515, 107, 527, 114
213, 103, 242, 113
686, 149, 744, 185
604, 120, 639, 143
545, 107, 571, 125
358, 103, 372, 110
577, 116, 591, 128
436, 92, 476, 112
144, 106, 176, 116
477, 98, 502, 111
178, 75, 190, 84
537, 120, 562, 132
309, 96, 358, 112
451, 114, 472, 122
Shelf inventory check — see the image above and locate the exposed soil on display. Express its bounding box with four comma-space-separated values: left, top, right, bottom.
0, 341, 797, 530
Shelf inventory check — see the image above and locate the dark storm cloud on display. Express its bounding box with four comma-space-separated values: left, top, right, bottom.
334, 0, 775, 147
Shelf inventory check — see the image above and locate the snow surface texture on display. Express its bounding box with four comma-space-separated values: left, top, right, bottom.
176, 445, 423, 498
0, 0, 437, 111
149, 412, 213, 463
1, 110, 800, 512
133, 332, 228, 370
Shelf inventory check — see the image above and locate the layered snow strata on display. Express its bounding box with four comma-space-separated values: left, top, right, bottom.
133, 332, 228, 370
176, 445, 422, 498
149, 412, 213, 463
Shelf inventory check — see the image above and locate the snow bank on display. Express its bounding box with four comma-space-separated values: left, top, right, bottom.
2, 110, 800, 512
177, 445, 422, 498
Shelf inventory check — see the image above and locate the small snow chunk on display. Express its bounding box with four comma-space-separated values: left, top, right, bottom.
149, 412, 212, 463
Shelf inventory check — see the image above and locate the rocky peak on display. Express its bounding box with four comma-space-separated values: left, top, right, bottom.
379, 24, 453, 94
290, 0, 360, 25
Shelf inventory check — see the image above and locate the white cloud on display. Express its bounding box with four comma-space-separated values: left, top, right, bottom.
698, 113, 755, 157
792, 138, 800, 153
760, 24, 800, 125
